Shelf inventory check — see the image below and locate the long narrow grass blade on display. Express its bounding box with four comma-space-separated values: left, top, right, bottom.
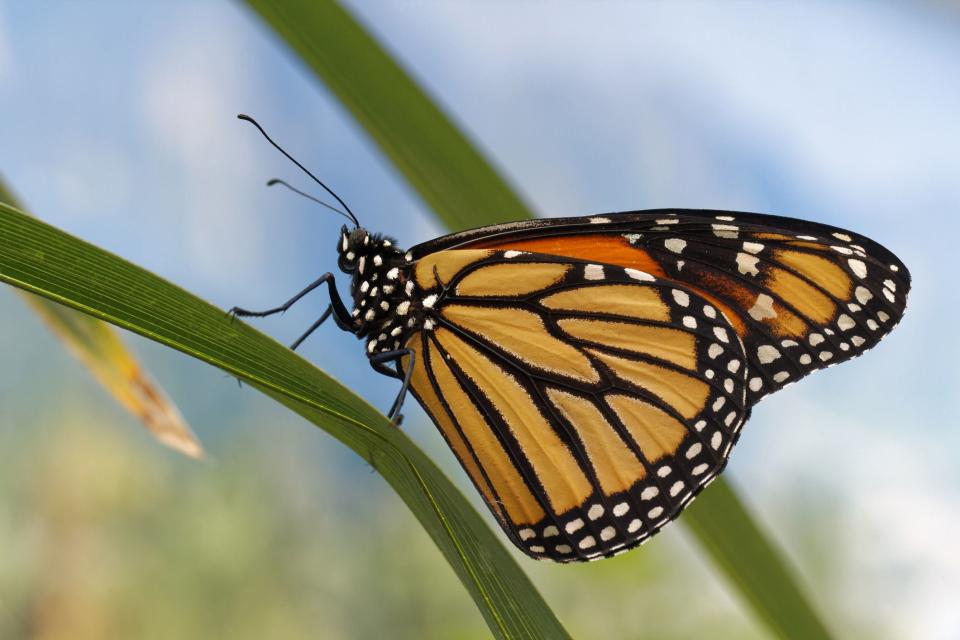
0, 202, 570, 640
0, 179, 201, 458
684, 480, 833, 639
241, 1, 835, 637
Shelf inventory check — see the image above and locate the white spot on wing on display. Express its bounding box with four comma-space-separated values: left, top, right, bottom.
838, 314, 856, 331
848, 259, 867, 278
757, 345, 780, 364
672, 289, 690, 307
736, 252, 760, 276
712, 223, 739, 239
503, 250, 524, 258
711, 431, 722, 449
625, 268, 654, 281
584, 264, 605, 280
589, 217, 612, 224
664, 238, 686, 254
743, 241, 764, 254
832, 232, 852, 242
748, 293, 777, 320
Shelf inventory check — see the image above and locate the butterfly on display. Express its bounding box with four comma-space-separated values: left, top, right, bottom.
231, 116, 910, 563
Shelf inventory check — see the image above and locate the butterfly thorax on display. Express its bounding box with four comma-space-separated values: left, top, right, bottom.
336, 226, 421, 353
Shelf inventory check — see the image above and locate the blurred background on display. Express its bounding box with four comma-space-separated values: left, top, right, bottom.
0, 1, 957, 638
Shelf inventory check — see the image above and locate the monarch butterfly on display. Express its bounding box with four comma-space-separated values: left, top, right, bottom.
232, 116, 910, 562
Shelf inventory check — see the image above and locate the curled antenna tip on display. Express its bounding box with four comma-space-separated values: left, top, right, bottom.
266, 178, 281, 187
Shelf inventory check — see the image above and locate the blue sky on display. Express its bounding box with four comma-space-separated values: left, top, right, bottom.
1, 2, 958, 635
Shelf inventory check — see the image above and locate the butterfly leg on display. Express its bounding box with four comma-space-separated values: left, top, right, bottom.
229, 272, 355, 334
290, 305, 332, 350
369, 348, 416, 425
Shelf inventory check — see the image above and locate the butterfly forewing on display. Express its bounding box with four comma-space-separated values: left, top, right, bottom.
434, 210, 910, 403
401, 250, 749, 561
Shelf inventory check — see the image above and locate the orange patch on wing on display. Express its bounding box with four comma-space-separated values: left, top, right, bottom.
476, 233, 750, 333
557, 318, 697, 371
418, 337, 548, 526
436, 328, 594, 515
774, 250, 852, 299
541, 284, 670, 322
605, 395, 687, 463
765, 267, 836, 324
766, 301, 810, 338
455, 262, 570, 297
475, 234, 668, 279
415, 250, 492, 289
547, 388, 647, 493
403, 340, 506, 524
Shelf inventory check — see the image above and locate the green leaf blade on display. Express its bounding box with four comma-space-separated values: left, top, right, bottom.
0, 202, 570, 640
0, 178, 202, 458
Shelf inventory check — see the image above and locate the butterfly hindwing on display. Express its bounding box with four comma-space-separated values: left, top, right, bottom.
401, 249, 750, 561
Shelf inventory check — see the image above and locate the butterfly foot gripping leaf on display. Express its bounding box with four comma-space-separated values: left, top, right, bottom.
232, 209, 909, 562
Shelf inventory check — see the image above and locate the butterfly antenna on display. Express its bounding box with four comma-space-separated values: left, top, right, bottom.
266, 179, 356, 225
237, 114, 360, 228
